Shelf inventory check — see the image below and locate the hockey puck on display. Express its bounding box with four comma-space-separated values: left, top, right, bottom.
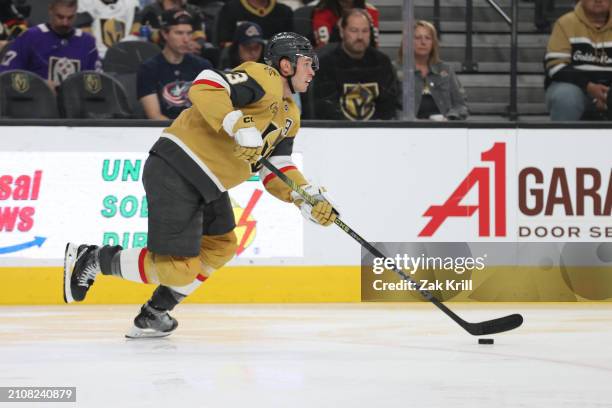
478, 338, 494, 344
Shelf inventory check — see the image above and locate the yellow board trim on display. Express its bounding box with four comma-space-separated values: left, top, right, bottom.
2, 265, 611, 304
0, 266, 360, 305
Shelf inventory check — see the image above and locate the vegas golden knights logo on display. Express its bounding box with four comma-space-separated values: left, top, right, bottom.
102, 18, 126, 48
340, 82, 380, 121
84, 73, 102, 94
11, 72, 30, 93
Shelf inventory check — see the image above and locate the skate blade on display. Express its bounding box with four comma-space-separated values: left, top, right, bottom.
125, 326, 174, 339
63, 243, 78, 304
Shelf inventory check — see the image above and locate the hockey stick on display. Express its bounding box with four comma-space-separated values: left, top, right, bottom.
259, 157, 523, 336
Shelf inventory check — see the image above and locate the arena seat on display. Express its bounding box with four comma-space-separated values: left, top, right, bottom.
102, 40, 161, 74
0, 69, 59, 118
58, 71, 132, 119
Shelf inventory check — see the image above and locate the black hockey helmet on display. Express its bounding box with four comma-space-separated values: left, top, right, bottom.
264, 32, 319, 72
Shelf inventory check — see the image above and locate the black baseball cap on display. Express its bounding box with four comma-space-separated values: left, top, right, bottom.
160, 9, 194, 28
233, 22, 265, 46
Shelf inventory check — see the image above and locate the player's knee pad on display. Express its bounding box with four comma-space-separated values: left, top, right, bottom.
199, 230, 238, 271
151, 254, 204, 287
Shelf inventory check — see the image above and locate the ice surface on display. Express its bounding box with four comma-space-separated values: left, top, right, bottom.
0, 303, 610, 408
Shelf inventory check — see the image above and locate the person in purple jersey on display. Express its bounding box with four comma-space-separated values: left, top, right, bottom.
0, 0, 100, 89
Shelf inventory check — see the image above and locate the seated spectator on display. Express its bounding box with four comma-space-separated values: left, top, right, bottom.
0, 0, 100, 89
545, 0, 612, 121
218, 21, 264, 70
0, 0, 29, 50
215, 0, 293, 47
312, 8, 398, 120
133, 0, 207, 49
137, 9, 211, 120
312, 0, 378, 48
77, 0, 140, 58
407, 20, 468, 121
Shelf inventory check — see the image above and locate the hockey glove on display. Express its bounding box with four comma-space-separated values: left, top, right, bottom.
222, 110, 263, 165
291, 185, 338, 227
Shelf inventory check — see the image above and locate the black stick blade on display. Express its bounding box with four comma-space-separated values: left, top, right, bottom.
465, 313, 524, 336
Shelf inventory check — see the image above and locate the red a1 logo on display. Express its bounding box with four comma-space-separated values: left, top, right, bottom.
419, 142, 507, 237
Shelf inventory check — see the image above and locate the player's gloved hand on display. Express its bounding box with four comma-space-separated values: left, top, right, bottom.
223, 110, 263, 165
291, 185, 339, 227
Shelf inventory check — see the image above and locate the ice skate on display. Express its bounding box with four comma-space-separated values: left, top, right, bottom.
63, 243, 101, 303
125, 303, 178, 339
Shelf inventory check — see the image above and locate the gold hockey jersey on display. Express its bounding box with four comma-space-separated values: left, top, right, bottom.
150, 61, 307, 203
544, 2, 612, 89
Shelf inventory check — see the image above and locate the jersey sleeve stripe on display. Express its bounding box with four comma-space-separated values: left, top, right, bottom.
193, 69, 231, 94
259, 155, 295, 182
262, 165, 297, 186
193, 79, 225, 89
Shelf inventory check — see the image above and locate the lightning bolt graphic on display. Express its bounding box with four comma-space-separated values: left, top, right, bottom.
236, 189, 263, 255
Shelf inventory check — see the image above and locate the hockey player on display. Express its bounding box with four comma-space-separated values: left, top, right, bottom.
63, 32, 337, 338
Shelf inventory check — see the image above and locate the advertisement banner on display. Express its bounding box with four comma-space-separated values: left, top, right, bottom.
0, 151, 302, 261
412, 129, 611, 242
0, 126, 610, 263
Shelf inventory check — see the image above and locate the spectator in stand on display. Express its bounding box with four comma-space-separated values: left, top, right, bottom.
218, 21, 264, 70
137, 9, 211, 120
312, 0, 378, 48
312, 8, 398, 120
405, 20, 468, 121
545, 0, 612, 121
76, 0, 140, 58
215, 0, 293, 48
0, 0, 29, 50
133, 0, 207, 50
0, 0, 99, 89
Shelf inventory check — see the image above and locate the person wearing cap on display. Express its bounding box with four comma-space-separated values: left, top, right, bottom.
136, 9, 212, 120
132, 0, 208, 51
218, 21, 265, 70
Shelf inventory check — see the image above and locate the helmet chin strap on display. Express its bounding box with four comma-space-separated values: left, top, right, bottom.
287, 73, 296, 94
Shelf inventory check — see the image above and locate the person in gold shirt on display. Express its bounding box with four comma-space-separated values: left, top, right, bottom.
63, 32, 338, 338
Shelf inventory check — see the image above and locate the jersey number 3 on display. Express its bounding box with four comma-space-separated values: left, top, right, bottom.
225, 72, 248, 85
